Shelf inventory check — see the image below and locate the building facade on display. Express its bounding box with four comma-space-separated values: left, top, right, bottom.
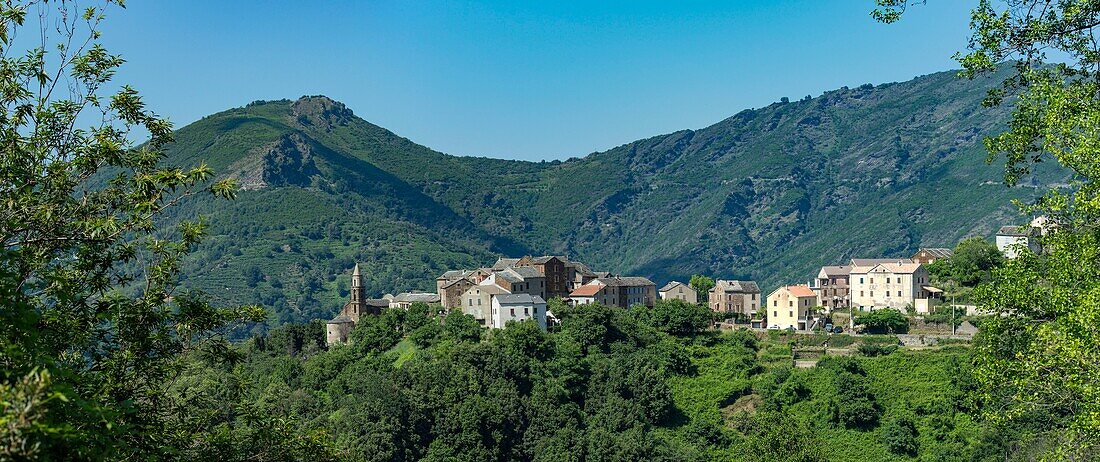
996, 225, 1041, 259
659, 281, 698, 304
490, 293, 548, 329
813, 266, 851, 310
849, 261, 937, 311
766, 285, 818, 330
708, 280, 762, 318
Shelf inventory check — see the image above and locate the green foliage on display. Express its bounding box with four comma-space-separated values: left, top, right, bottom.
941, 237, 1004, 287
633, 299, 714, 336
882, 414, 919, 456
854, 309, 910, 334
857, 343, 899, 357
0, 2, 319, 459
689, 275, 715, 303
878, 1, 1100, 457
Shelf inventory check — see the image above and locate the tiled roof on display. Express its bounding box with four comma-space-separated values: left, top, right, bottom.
394, 292, 440, 303
363, 299, 390, 307
598, 276, 655, 287
714, 280, 761, 294
491, 258, 520, 271
819, 265, 851, 277
850, 262, 923, 274
570, 284, 604, 297
496, 269, 524, 283
510, 266, 543, 279
787, 285, 817, 298
851, 258, 914, 267
998, 225, 1038, 237
571, 262, 597, 276
327, 315, 353, 323
917, 248, 953, 259
495, 293, 546, 305
442, 277, 473, 289
466, 283, 509, 295
660, 281, 686, 292
438, 269, 470, 280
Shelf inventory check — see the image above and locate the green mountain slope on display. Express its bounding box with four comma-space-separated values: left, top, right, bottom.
162, 68, 1062, 326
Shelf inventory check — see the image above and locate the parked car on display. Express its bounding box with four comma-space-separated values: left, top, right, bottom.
825, 323, 834, 332
833, 326, 843, 334
767, 324, 780, 330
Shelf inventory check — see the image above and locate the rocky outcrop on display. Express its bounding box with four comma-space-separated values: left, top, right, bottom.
261, 132, 320, 187
291, 95, 354, 131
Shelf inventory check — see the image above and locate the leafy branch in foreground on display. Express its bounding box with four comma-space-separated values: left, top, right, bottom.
876, 1, 1100, 458
0, 1, 277, 459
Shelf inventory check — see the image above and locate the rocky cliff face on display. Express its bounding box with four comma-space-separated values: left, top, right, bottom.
261, 133, 319, 187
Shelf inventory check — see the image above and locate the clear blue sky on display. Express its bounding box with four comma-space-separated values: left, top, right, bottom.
101, 1, 976, 161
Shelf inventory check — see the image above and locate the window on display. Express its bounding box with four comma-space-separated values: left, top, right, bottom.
870, 291, 874, 297
773, 300, 777, 307
870, 278, 874, 284
886, 277, 891, 283
468, 299, 473, 306
789, 310, 793, 317
477, 298, 481, 305
773, 311, 777, 317
789, 300, 793, 307
751, 294, 756, 300
524, 308, 529, 316
860, 291, 864, 297
897, 290, 902, 297
860, 277, 864, 284
510, 308, 515, 317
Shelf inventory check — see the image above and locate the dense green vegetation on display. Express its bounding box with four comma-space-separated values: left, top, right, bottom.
153, 65, 1065, 330
168, 301, 1037, 461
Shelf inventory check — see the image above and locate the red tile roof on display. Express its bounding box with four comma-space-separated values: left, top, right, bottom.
570, 284, 603, 297
787, 285, 816, 298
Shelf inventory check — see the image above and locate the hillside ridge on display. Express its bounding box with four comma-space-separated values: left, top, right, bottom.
162, 67, 1061, 328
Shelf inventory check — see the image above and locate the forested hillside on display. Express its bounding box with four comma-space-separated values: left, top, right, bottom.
171, 302, 1035, 461
161, 68, 1063, 327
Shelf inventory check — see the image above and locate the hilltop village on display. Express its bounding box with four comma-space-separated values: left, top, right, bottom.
325, 220, 1046, 346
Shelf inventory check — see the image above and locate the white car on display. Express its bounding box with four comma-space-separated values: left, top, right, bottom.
767, 324, 780, 330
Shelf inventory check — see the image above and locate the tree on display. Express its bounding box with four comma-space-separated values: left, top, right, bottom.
0, 1, 269, 459
946, 237, 1004, 286
876, 0, 1100, 456
689, 275, 715, 303
854, 309, 909, 334
882, 415, 919, 456
637, 299, 713, 336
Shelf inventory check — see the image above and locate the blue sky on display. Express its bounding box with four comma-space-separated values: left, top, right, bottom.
100, 1, 976, 161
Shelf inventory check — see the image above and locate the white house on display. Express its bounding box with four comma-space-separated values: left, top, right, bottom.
490, 293, 547, 330
996, 225, 1041, 259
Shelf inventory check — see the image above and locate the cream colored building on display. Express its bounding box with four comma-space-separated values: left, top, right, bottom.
766, 285, 818, 330
460, 283, 510, 327
849, 260, 937, 311
659, 281, 698, 304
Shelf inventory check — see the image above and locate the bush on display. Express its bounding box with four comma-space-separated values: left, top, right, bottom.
882, 415, 919, 455
855, 309, 909, 334
857, 343, 898, 357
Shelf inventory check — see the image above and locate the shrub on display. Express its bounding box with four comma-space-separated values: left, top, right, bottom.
855, 309, 909, 334
882, 415, 919, 455
857, 343, 898, 357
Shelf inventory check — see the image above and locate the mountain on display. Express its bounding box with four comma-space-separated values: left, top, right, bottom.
160, 68, 1062, 327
